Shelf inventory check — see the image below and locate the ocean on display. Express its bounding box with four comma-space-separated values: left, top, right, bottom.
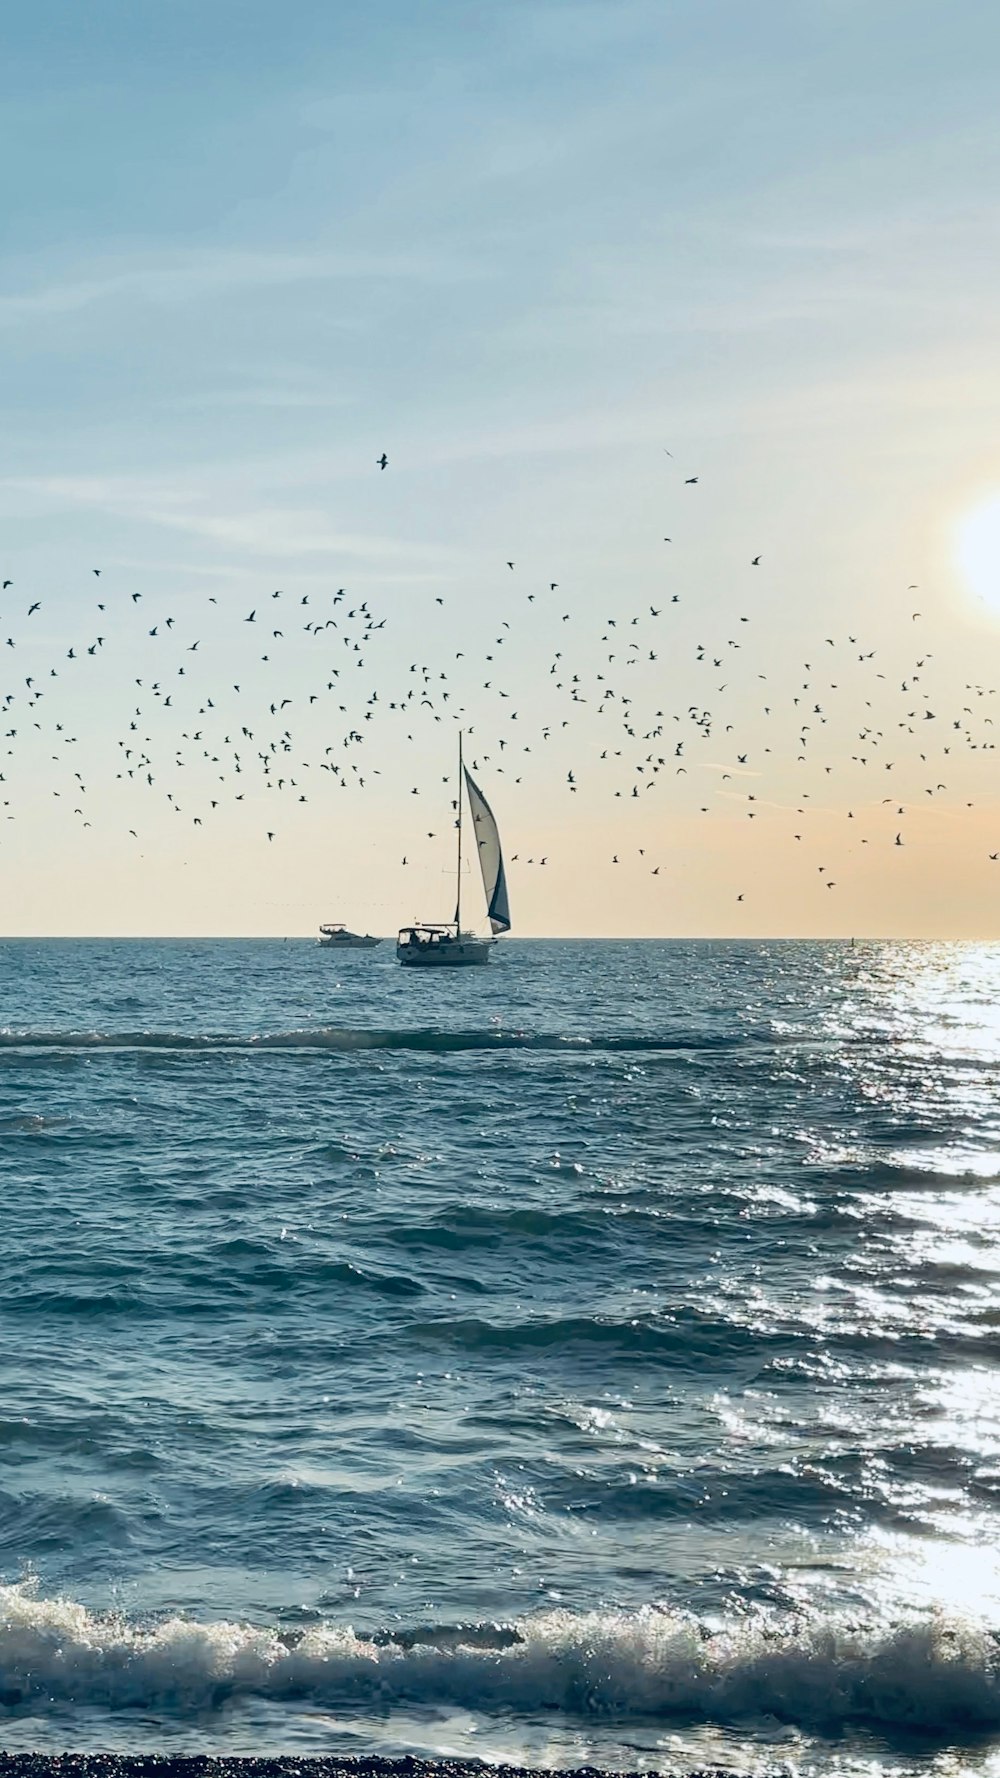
1, 937, 1000, 1777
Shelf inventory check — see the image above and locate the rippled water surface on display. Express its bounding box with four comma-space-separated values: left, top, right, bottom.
4, 937, 1000, 1775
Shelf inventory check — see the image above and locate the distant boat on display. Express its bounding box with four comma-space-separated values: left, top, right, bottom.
397, 734, 510, 968
317, 923, 380, 949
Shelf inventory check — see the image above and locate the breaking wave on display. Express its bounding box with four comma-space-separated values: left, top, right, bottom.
1, 1588, 999, 1734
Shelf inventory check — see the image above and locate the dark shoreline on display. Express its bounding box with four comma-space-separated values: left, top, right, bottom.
0, 1760, 739, 1778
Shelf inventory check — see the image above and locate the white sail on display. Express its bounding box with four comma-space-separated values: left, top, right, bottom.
463, 768, 511, 934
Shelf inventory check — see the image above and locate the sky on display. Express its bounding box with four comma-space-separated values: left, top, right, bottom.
3, 0, 1000, 936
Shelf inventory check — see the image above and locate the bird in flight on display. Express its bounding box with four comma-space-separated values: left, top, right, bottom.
377, 453, 388, 470
751, 556, 761, 566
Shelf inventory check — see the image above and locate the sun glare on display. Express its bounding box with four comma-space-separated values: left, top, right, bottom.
956, 495, 1000, 616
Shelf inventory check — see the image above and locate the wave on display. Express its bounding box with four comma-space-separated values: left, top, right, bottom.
0, 1024, 865, 1056
1, 1587, 999, 1733
841, 1158, 1000, 1191
406, 1305, 801, 1365
0, 1024, 741, 1055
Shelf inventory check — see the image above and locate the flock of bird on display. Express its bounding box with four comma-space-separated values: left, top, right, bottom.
1, 450, 997, 915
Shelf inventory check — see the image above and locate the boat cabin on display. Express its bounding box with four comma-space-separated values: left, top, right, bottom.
397, 923, 458, 948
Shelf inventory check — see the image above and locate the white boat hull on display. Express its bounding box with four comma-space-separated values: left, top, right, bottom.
397, 934, 491, 967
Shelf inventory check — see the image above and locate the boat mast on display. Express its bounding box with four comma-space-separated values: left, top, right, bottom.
455, 730, 463, 929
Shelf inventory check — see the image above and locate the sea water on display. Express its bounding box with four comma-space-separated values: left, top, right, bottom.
1, 938, 1000, 1774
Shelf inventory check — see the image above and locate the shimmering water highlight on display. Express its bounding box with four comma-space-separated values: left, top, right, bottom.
2, 938, 1000, 1777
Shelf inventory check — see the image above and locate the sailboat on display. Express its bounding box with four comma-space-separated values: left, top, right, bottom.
396, 735, 510, 967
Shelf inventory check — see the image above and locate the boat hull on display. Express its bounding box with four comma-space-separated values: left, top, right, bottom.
397, 936, 491, 967
318, 936, 380, 948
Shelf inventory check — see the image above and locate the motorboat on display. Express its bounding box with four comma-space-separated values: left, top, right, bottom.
318, 923, 380, 949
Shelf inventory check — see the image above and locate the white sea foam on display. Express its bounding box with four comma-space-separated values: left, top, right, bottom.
0, 1585, 999, 1732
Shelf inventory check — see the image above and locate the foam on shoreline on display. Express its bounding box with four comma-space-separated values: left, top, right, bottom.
0, 1586, 998, 1736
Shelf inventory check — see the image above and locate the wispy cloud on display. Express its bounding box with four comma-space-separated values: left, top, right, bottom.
163, 386, 353, 413
0, 469, 463, 568
0, 245, 485, 327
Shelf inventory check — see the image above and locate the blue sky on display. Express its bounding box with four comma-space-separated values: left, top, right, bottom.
3, 1, 1000, 935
